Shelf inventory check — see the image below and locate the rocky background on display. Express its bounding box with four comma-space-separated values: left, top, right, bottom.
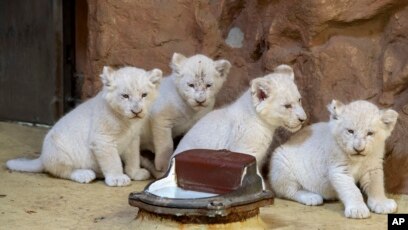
81, 0, 408, 194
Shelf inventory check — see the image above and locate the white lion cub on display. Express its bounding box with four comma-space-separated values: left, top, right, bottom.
174, 65, 307, 170
140, 53, 231, 171
7, 66, 162, 186
269, 100, 398, 219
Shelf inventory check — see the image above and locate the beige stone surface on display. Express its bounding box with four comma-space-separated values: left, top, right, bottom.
1, 121, 407, 229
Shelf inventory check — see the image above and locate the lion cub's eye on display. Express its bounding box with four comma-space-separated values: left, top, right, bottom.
121, 94, 129, 99
141, 93, 148, 98
206, 83, 212, 88
284, 104, 292, 109
367, 131, 374, 136
298, 98, 302, 103
188, 83, 194, 88
347, 129, 354, 134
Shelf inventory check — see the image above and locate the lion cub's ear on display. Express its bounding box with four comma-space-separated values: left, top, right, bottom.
170, 53, 187, 74
380, 109, 398, 131
250, 77, 273, 105
327, 99, 345, 120
100, 66, 115, 90
214, 59, 231, 78
147, 68, 163, 87
274, 64, 294, 81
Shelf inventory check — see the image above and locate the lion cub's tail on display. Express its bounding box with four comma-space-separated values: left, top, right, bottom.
6, 158, 44, 173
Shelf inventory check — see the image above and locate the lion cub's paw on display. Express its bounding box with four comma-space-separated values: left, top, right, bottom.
345, 204, 370, 219
105, 174, 131, 187
368, 198, 397, 214
70, 169, 96, 183
297, 192, 324, 206
155, 155, 171, 172
127, 168, 151, 181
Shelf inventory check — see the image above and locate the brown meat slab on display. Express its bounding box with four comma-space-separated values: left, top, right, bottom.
175, 149, 256, 194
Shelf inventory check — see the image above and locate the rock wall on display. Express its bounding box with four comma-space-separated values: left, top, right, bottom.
83, 0, 408, 194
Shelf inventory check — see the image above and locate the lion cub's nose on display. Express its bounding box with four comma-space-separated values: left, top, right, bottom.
353, 147, 365, 154
131, 109, 142, 115
298, 118, 306, 123
195, 99, 206, 104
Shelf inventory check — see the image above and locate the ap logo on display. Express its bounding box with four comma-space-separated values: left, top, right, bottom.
392, 218, 405, 225
388, 214, 408, 230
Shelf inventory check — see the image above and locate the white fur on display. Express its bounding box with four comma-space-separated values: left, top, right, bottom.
174, 65, 306, 170
269, 100, 399, 219
7, 66, 162, 186
140, 53, 231, 171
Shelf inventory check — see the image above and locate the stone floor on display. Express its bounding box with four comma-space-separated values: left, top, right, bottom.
0, 121, 406, 229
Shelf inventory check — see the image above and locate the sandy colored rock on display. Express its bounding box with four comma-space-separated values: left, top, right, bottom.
81, 0, 408, 193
